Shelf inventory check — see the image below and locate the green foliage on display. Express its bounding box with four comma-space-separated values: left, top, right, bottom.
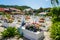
35, 13, 40, 16
25, 11, 33, 15
50, 22, 60, 40
29, 25, 34, 30
51, 7, 60, 18
5, 14, 10, 19
0, 5, 30, 11
15, 6, 30, 11
0, 12, 5, 15
1, 27, 22, 38
36, 7, 44, 13
51, 0, 59, 6
46, 12, 52, 16
50, 7, 60, 40
49, 7, 60, 23
51, 17, 60, 23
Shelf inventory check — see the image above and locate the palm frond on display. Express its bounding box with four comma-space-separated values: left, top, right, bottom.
51, 0, 59, 5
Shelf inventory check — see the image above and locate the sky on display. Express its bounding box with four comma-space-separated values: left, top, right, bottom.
0, 0, 60, 9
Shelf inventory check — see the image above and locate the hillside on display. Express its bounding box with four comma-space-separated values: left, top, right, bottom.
0, 5, 31, 10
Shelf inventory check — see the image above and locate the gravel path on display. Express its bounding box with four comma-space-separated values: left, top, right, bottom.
0, 27, 5, 40
0, 27, 5, 35
44, 32, 52, 40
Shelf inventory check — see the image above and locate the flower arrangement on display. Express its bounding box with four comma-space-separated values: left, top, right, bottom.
25, 22, 41, 32
25, 16, 30, 20
8, 18, 14, 23
9, 19, 13, 23
39, 18, 45, 23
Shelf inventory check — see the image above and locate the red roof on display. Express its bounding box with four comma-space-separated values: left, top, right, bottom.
0, 8, 4, 12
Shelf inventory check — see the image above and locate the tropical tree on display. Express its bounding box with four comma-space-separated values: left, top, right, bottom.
51, 0, 59, 6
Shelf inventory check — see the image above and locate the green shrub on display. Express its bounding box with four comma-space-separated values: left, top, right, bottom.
51, 17, 60, 23
1, 27, 22, 38
50, 22, 60, 40
46, 12, 52, 16
50, 7, 60, 18
49, 7, 60, 23
35, 13, 40, 16
0, 12, 4, 15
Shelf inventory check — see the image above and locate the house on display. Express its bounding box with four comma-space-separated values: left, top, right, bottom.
0, 8, 4, 12
9, 8, 22, 15
0, 7, 26, 15
23, 8, 33, 15
39, 12, 47, 16
5, 8, 22, 14
0, 8, 22, 14
4, 8, 11, 14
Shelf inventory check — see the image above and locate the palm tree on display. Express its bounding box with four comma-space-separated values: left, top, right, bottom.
51, 0, 59, 6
